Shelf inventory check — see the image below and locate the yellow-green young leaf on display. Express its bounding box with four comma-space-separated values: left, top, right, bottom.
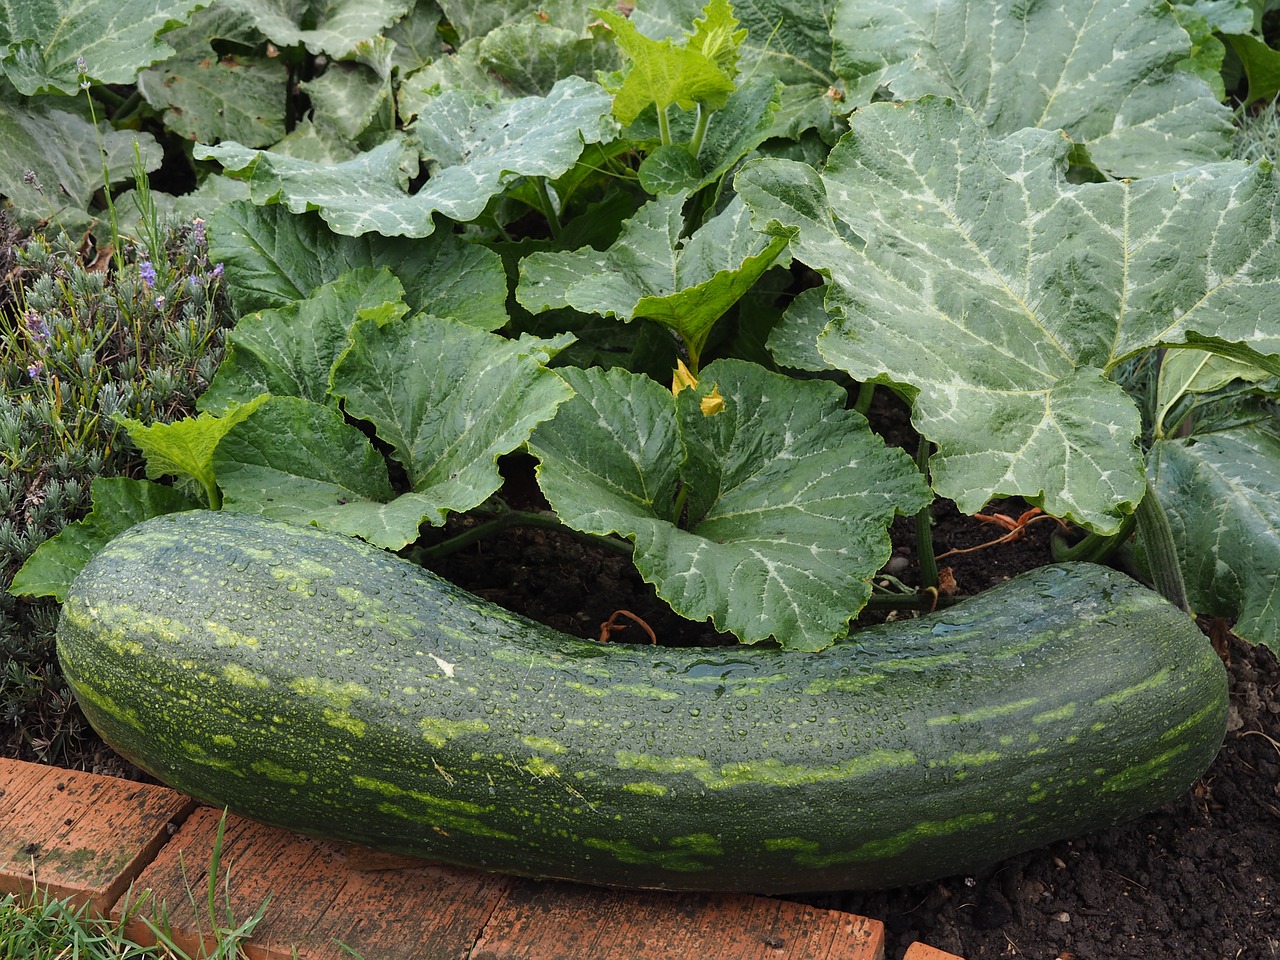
596, 7, 735, 124
117, 395, 269, 506
686, 0, 747, 80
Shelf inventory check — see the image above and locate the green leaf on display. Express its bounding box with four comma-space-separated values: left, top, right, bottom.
137, 5, 288, 147
686, 0, 748, 80
765, 284, 833, 372
1149, 425, 1280, 649
386, 0, 446, 75
330, 314, 575, 511
1170, 0, 1257, 34
0, 98, 160, 232
1154, 349, 1273, 436
0, 0, 205, 95
302, 38, 396, 146
8, 478, 197, 601
195, 135, 423, 238
436, 0, 599, 45
117, 396, 269, 509
472, 20, 620, 97
409, 74, 618, 193
530, 361, 930, 649
207, 202, 508, 328
197, 76, 618, 237
596, 6, 736, 125
209, 395, 443, 549
1225, 32, 1280, 105
199, 267, 408, 414
631, 0, 837, 88
832, 0, 1234, 178
1169, 2, 1228, 100
637, 74, 782, 194
737, 98, 1280, 533
217, 0, 413, 57
517, 193, 788, 364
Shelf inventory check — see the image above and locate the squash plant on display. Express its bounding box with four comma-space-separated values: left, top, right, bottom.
7, 0, 1280, 653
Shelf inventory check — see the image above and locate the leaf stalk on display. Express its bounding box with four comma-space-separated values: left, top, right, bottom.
1133, 480, 1189, 613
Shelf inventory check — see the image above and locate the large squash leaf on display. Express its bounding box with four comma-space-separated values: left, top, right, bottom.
329, 315, 574, 509
529, 361, 930, 649
207, 202, 508, 327
1149, 423, 1280, 650
197, 76, 618, 237
0, 0, 204, 95
831, 0, 1234, 178
0, 98, 160, 231
737, 97, 1280, 535
517, 193, 788, 365
216, 0, 412, 58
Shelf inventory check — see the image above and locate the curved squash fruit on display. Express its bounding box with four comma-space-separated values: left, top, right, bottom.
57, 510, 1227, 893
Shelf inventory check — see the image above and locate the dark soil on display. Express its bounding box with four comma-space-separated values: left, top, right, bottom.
20, 452, 1280, 960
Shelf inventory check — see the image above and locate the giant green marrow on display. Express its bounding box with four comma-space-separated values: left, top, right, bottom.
57, 510, 1227, 893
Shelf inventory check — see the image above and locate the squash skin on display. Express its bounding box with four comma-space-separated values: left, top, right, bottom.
57, 510, 1227, 893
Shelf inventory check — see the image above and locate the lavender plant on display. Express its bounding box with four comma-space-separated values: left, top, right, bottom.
0, 215, 232, 764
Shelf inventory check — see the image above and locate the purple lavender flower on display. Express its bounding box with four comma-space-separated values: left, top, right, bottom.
209, 262, 224, 281
139, 261, 157, 288
23, 310, 49, 344
27, 359, 43, 380
191, 217, 206, 246
155, 295, 166, 309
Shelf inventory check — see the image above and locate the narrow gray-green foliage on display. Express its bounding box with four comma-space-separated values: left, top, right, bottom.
1, 217, 233, 764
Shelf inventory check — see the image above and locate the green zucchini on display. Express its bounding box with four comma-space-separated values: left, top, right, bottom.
57, 510, 1227, 893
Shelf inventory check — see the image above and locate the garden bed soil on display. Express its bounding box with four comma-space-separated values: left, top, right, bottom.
17, 455, 1280, 959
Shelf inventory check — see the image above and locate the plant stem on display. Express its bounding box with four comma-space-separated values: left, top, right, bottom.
853, 381, 876, 417
1133, 479, 1190, 613
914, 437, 939, 591
689, 105, 712, 157
657, 105, 673, 146
411, 509, 634, 564
534, 178, 561, 240
1050, 513, 1136, 564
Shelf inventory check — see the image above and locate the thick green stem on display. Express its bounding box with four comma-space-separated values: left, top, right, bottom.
689, 105, 712, 157
411, 509, 633, 564
1133, 480, 1189, 613
533, 178, 561, 240
913, 437, 939, 591
853, 381, 876, 417
1050, 513, 1136, 565
657, 105, 673, 146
